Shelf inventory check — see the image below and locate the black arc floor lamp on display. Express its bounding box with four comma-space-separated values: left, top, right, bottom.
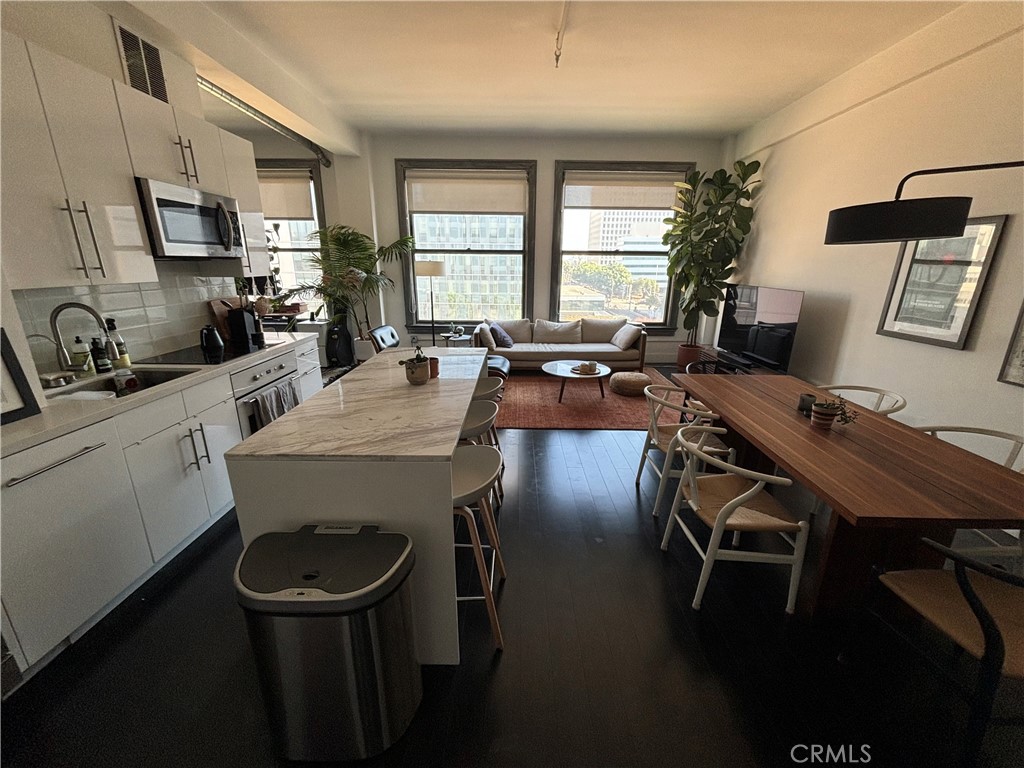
415, 260, 446, 346
825, 160, 1024, 245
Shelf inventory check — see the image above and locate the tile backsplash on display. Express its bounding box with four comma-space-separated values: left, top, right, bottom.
15, 262, 237, 373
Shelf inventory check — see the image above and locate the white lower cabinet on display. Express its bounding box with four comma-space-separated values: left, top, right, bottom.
120, 388, 241, 562
295, 341, 323, 402
0, 420, 152, 665
123, 421, 211, 562
192, 397, 242, 517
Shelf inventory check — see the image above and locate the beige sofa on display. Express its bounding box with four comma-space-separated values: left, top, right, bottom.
472, 318, 647, 371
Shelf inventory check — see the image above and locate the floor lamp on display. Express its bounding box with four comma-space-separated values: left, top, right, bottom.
415, 260, 446, 346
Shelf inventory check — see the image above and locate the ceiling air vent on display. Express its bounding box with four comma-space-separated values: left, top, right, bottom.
115, 23, 168, 103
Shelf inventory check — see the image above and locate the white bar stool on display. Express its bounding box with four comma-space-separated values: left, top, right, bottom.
461, 400, 504, 505
452, 444, 506, 650
473, 376, 504, 402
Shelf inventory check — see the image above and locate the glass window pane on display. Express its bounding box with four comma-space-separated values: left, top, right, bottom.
414, 253, 523, 322
412, 213, 523, 251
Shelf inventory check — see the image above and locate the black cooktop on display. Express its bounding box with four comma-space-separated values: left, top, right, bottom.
136, 345, 249, 366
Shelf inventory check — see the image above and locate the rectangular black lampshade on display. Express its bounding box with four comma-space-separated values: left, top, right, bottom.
824, 196, 972, 244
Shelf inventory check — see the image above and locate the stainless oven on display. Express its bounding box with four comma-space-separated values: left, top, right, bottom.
231, 351, 299, 439
136, 178, 246, 259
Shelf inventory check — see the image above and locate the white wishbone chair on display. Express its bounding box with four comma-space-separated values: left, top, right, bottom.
820, 384, 907, 416
918, 425, 1023, 573
635, 385, 734, 516
660, 425, 809, 614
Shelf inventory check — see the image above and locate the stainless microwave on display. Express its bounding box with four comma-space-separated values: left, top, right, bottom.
136, 178, 247, 260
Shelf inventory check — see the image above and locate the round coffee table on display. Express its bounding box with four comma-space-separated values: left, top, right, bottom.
540, 360, 612, 403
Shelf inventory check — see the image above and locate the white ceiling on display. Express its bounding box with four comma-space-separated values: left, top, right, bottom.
200, 1, 959, 137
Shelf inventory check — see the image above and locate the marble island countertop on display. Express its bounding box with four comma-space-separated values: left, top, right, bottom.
226, 347, 487, 462
0, 332, 318, 458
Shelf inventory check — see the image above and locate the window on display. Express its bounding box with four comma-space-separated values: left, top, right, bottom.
397, 160, 536, 327
256, 161, 324, 303
550, 161, 692, 327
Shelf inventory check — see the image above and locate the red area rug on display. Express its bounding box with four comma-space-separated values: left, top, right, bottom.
495, 367, 675, 430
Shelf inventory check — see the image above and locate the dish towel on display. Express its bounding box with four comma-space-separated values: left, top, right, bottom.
253, 379, 300, 430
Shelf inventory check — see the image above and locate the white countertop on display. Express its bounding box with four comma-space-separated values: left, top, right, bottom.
226, 347, 487, 462
0, 332, 318, 458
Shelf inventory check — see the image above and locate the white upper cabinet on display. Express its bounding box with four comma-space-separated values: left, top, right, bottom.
1, 33, 94, 289
172, 109, 231, 197
27, 42, 156, 287
220, 130, 271, 277
116, 83, 231, 198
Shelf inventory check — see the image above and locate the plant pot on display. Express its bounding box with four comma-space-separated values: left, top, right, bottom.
354, 338, 377, 362
810, 404, 839, 430
676, 343, 703, 372
400, 358, 430, 385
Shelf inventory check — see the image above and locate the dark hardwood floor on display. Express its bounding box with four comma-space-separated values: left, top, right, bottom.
2, 429, 1021, 768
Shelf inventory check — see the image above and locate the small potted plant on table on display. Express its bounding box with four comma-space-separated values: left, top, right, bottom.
810, 396, 859, 430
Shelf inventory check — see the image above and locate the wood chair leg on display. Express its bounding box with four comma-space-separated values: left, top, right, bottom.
786, 522, 810, 614
454, 506, 504, 650
478, 495, 506, 581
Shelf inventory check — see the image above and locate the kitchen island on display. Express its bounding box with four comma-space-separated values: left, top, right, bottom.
225, 346, 488, 664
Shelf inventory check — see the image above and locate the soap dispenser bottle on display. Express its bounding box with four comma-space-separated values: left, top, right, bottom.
91, 337, 113, 374
70, 335, 96, 378
105, 318, 131, 368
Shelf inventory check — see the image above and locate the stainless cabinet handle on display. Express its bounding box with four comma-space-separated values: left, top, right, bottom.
79, 201, 107, 278
196, 423, 211, 464
174, 135, 190, 181
59, 199, 90, 278
5, 443, 106, 487
184, 139, 199, 183
186, 428, 201, 469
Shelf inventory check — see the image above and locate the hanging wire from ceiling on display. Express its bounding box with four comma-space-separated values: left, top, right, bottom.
554, 1, 571, 68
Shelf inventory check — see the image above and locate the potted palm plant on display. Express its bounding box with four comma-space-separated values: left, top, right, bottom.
663, 160, 761, 370
280, 225, 414, 359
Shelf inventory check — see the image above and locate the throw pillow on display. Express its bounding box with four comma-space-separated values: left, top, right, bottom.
490, 323, 515, 348
489, 318, 532, 343
581, 317, 627, 343
475, 323, 496, 350
534, 318, 582, 343
610, 323, 642, 350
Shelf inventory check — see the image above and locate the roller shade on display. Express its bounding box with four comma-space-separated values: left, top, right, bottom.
258, 169, 314, 219
564, 170, 680, 209
406, 170, 528, 214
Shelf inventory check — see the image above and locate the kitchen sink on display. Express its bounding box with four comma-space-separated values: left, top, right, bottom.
45, 367, 202, 399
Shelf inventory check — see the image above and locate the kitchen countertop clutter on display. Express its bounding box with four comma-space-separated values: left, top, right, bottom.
1, 332, 318, 458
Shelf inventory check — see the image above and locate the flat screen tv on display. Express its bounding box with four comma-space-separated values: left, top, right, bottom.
713, 284, 804, 372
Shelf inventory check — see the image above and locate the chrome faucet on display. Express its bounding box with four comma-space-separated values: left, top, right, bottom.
49, 302, 120, 372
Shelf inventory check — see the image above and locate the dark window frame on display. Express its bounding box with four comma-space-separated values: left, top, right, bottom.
549, 160, 693, 334
395, 159, 537, 332
256, 159, 326, 294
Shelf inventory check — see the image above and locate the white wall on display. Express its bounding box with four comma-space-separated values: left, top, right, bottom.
732, 4, 1024, 437
362, 131, 724, 360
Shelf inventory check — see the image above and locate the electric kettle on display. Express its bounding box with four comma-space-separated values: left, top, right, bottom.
200, 325, 225, 363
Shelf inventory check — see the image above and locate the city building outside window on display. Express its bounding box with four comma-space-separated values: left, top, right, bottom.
396, 160, 537, 327
551, 161, 692, 328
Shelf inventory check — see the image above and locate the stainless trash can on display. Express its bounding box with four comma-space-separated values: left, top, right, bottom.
235, 524, 422, 761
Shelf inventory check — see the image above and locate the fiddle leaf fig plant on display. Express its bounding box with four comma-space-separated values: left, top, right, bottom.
664, 160, 761, 343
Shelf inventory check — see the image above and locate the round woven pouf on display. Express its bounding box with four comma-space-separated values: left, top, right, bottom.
609, 371, 652, 397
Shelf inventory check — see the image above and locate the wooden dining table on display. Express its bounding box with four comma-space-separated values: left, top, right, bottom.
672, 373, 1024, 619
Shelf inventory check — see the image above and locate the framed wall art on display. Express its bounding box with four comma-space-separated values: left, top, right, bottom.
998, 303, 1024, 387
876, 215, 1006, 349
1, 328, 41, 425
